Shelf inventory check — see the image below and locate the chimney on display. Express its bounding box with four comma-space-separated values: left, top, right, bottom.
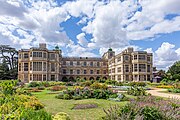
39, 43, 46, 49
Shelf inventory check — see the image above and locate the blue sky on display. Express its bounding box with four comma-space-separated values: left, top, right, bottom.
0, 0, 180, 70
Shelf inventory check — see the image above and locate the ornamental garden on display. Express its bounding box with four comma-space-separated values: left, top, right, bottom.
0, 78, 180, 120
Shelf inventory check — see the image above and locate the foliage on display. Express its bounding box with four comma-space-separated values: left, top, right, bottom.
168, 61, 180, 76
50, 85, 67, 91
0, 45, 18, 80
80, 81, 92, 87
108, 93, 129, 102
28, 81, 41, 87
168, 88, 180, 93
127, 86, 146, 96
0, 80, 17, 95
128, 82, 146, 87
19, 108, 52, 120
156, 85, 174, 89
103, 96, 180, 120
53, 112, 70, 120
0, 80, 51, 119
56, 87, 117, 100
90, 82, 108, 90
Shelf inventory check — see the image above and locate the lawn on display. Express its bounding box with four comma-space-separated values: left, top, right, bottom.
33, 90, 127, 120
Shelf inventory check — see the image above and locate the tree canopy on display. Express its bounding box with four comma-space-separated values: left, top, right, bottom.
0, 45, 18, 80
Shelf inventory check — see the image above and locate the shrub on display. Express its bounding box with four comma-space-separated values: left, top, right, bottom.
156, 85, 174, 89
20, 109, 52, 120
80, 81, 92, 87
168, 88, 180, 93
128, 82, 146, 87
53, 112, 70, 120
50, 86, 66, 91
28, 82, 41, 87
73, 95, 82, 100
63, 94, 72, 100
28, 88, 42, 92
90, 82, 108, 90
127, 86, 146, 96
103, 96, 180, 120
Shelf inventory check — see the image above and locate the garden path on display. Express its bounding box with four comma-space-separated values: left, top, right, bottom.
146, 88, 180, 99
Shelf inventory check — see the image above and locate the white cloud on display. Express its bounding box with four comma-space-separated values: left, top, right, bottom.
76, 33, 88, 46
152, 42, 180, 70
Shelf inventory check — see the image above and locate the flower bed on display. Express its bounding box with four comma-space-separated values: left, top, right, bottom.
73, 103, 98, 109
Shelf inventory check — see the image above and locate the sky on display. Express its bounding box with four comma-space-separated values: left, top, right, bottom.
0, 0, 180, 70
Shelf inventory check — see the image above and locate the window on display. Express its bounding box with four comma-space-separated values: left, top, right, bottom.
109, 69, 111, 74
84, 70, 87, 74
70, 69, 73, 74
51, 75, 55, 81
43, 53, 47, 58
90, 70, 93, 74
139, 64, 146, 72
126, 75, 129, 81
77, 69, 80, 74
77, 61, 80, 65
118, 75, 121, 81
110, 53, 113, 56
51, 63, 55, 72
63, 61, 66, 65
139, 55, 145, 60
147, 56, 151, 61
43, 62, 46, 71
103, 62, 106, 66
134, 64, 138, 72
124, 55, 129, 61
134, 55, 137, 60
118, 67, 121, 72
117, 57, 121, 62
30, 74, 32, 81
147, 75, 151, 81
33, 62, 42, 71
90, 62, 93, 66
19, 53, 21, 59
43, 75, 46, 81
70, 61, 73, 66
33, 74, 42, 81
103, 70, 106, 74
24, 63, 28, 71
147, 65, 151, 72
33, 52, 42, 57
83, 61, 87, 66
19, 63, 21, 71
63, 69, 66, 74
112, 68, 115, 73
50, 54, 55, 60
97, 70, 100, 74
24, 53, 29, 58
125, 65, 129, 72
97, 62, 100, 67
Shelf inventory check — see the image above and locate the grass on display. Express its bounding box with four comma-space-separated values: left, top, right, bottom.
33, 90, 127, 120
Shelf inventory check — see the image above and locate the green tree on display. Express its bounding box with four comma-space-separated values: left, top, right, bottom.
0, 45, 18, 80
167, 61, 180, 75
0, 59, 10, 79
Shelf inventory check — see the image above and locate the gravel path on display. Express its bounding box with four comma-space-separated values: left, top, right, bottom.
146, 88, 180, 99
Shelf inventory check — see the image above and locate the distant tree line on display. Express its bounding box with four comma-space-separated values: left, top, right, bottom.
0, 45, 18, 80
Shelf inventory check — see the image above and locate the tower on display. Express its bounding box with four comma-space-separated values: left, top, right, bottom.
102, 48, 115, 60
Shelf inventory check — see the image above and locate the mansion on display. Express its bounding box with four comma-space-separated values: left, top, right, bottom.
18, 43, 153, 82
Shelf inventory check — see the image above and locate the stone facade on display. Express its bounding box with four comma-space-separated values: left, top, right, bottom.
18, 43, 153, 82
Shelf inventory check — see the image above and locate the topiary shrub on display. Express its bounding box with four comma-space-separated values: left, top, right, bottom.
53, 112, 70, 120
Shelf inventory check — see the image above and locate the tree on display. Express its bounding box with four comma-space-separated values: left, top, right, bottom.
167, 61, 180, 75
166, 61, 180, 81
0, 45, 18, 80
